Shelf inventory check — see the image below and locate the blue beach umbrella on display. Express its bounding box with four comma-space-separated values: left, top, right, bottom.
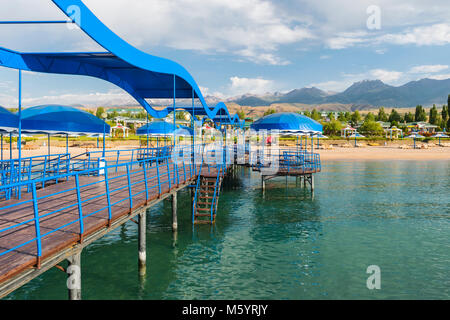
432, 132, 448, 146
348, 132, 365, 147
405, 132, 424, 149
250, 112, 322, 134
314, 133, 328, 148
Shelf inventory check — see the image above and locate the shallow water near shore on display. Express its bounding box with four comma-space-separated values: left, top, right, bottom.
5, 161, 450, 300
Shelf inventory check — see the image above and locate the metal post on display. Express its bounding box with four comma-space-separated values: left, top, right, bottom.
18, 70, 22, 199
173, 74, 176, 149
138, 211, 146, 277
172, 191, 178, 231
48, 134, 50, 155
9, 132, 12, 159
67, 251, 82, 300
66, 134, 69, 154
1, 134, 3, 161
102, 124, 106, 158
146, 112, 149, 150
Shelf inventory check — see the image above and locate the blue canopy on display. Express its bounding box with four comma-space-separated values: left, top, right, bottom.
21, 105, 110, 135
250, 112, 323, 133
0, 106, 19, 132
136, 121, 177, 136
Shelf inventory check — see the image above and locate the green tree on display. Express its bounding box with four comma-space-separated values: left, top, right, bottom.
376, 107, 388, 122
350, 110, 361, 126
404, 112, 415, 123
323, 120, 342, 136
303, 110, 311, 118
237, 109, 245, 120
365, 112, 375, 122
414, 105, 427, 122
310, 109, 321, 121
441, 105, 448, 126
96, 107, 105, 119
359, 120, 384, 136
344, 111, 351, 121
388, 109, 401, 124
327, 112, 335, 121
429, 104, 439, 125
263, 108, 276, 116
337, 112, 346, 122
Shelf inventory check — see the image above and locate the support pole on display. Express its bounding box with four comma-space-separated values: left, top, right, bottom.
66, 134, 69, 154
18, 70, 22, 199
261, 176, 265, 193
138, 211, 146, 277
67, 251, 82, 300
311, 174, 315, 193
172, 192, 178, 231
48, 134, 50, 156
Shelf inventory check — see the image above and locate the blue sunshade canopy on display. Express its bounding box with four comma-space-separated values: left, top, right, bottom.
137, 121, 177, 136
0, 106, 19, 132
21, 105, 110, 135
250, 112, 323, 133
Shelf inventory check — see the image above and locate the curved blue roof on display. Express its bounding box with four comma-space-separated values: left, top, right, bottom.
136, 121, 177, 136
250, 112, 323, 133
21, 105, 110, 134
0, 0, 243, 127
0, 106, 19, 132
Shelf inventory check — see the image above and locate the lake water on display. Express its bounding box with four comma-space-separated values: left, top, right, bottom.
6, 161, 450, 300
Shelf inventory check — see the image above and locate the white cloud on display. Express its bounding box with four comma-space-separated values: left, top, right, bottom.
228, 76, 275, 96
378, 23, 450, 46
409, 64, 449, 74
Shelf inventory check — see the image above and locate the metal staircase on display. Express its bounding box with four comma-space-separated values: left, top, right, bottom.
192, 166, 224, 225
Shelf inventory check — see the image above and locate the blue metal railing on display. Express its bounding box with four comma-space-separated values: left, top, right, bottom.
0, 153, 71, 200
0, 146, 198, 266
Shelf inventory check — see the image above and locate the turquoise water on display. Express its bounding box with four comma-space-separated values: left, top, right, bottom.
5, 161, 450, 300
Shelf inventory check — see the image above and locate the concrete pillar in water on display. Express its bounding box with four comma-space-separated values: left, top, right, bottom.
311, 175, 315, 193
303, 175, 307, 188
172, 192, 178, 231
261, 176, 266, 193
67, 251, 82, 300
138, 211, 146, 277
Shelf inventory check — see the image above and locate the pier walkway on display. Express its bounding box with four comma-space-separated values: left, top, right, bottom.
0, 155, 202, 298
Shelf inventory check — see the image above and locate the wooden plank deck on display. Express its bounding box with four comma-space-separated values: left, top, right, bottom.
0, 161, 197, 286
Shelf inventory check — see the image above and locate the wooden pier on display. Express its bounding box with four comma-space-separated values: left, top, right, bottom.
0, 161, 199, 298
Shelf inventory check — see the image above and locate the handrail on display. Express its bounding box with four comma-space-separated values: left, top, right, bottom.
0, 145, 198, 265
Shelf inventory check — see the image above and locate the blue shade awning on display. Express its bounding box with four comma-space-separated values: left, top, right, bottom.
250, 112, 323, 133
136, 121, 177, 136
0, 106, 19, 132
21, 105, 110, 135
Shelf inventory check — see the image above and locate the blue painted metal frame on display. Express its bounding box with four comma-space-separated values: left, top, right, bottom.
0, 0, 243, 127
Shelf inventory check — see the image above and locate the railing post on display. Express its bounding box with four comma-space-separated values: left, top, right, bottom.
156, 158, 162, 197
75, 174, 84, 242
143, 160, 149, 202
126, 163, 133, 211
104, 167, 112, 226
167, 158, 172, 190
31, 182, 42, 268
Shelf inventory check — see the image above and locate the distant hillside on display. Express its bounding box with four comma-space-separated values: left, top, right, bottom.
226, 78, 450, 108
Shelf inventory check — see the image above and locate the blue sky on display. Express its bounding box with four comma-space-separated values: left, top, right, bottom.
0, 0, 449, 107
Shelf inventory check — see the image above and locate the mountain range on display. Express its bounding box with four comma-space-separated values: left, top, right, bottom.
224, 78, 450, 108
